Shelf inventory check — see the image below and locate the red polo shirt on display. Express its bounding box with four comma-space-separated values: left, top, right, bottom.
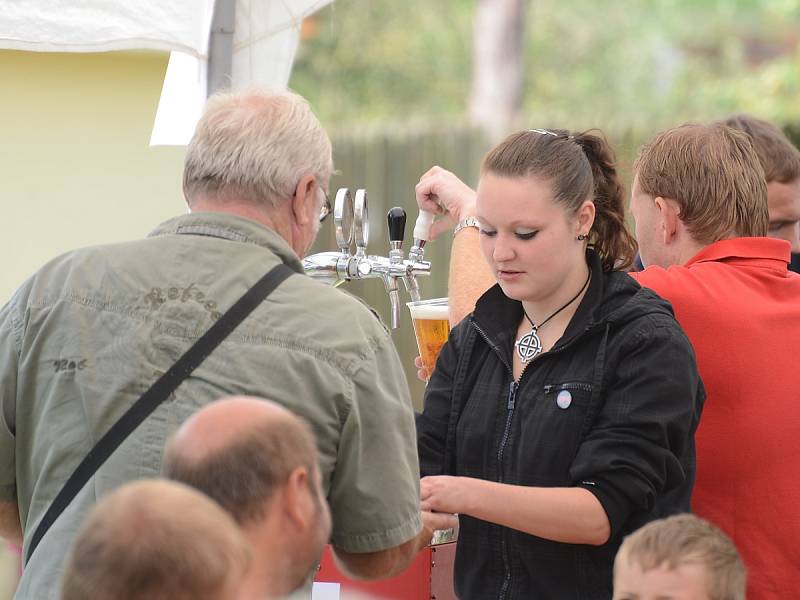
631, 238, 800, 600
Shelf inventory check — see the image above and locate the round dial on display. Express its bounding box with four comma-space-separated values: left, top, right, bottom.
334, 188, 354, 251
354, 189, 369, 249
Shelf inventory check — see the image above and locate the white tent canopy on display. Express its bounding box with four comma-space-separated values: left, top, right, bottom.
0, 1, 215, 56
233, 0, 334, 87
152, 0, 333, 145
0, 0, 334, 145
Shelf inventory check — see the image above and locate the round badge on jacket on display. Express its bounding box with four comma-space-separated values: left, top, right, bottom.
556, 390, 572, 409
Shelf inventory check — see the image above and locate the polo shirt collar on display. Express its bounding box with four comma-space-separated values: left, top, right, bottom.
685, 237, 791, 273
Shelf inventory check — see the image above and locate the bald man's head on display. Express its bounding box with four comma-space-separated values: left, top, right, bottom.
163, 396, 320, 525
61, 480, 250, 600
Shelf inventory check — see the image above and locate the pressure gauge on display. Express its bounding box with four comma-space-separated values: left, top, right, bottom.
354, 189, 369, 251
334, 188, 354, 252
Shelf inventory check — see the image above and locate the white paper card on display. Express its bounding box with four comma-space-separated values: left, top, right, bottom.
312, 582, 341, 600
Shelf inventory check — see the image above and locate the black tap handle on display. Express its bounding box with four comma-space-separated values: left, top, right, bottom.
387, 207, 406, 243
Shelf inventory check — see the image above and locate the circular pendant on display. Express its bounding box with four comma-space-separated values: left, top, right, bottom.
515, 328, 542, 363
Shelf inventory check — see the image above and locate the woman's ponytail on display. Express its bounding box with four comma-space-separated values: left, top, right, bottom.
574, 132, 638, 271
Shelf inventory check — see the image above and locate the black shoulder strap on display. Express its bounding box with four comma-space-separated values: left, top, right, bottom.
25, 262, 295, 564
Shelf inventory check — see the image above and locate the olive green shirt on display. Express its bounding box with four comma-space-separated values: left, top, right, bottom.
0, 212, 422, 599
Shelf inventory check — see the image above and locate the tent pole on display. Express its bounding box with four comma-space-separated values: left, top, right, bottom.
207, 0, 236, 95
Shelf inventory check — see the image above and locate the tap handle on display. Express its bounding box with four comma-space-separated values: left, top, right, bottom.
412, 210, 435, 243
387, 207, 406, 244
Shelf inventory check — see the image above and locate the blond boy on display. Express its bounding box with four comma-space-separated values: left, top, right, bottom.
613, 514, 746, 600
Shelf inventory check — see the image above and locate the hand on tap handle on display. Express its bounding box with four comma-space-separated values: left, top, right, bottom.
414, 166, 477, 240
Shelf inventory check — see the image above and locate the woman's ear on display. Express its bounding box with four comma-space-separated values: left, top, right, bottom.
576, 199, 596, 236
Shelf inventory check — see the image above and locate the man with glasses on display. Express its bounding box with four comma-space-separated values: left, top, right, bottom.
0, 89, 434, 599
319, 188, 333, 223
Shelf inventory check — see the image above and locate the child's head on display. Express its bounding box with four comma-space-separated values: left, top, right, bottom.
613, 514, 746, 600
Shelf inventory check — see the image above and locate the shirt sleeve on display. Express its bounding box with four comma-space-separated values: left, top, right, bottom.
327, 329, 422, 553
0, 295, 21, 502
570, 314, 703, 538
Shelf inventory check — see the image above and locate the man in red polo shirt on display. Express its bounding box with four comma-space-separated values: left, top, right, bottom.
415, 123, 800, 600
629, 124, 800, 600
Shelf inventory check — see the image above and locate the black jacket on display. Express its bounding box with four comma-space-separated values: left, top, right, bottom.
417, 251, 705, 600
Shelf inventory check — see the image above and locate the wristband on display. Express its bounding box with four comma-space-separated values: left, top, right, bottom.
453, 216, 480, 237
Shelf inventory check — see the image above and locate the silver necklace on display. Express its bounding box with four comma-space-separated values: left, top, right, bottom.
514, 271, 592, 364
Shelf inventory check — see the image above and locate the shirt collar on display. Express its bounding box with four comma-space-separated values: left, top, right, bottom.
684, 237, 791, 272
148, 211, 305, 272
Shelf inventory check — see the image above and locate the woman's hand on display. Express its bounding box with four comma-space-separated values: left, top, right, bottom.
414, 356, 430, 382
415, 167, 478, 240
420, 475, 473, 515
422, 510, 459, 533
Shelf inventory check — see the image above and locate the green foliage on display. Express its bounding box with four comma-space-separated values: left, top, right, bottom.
524, 0, 800, 131
291, 0, 800, 132
291, 0, 473, 127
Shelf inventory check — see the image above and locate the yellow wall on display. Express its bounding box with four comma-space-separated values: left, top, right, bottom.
0, 50, 187, 301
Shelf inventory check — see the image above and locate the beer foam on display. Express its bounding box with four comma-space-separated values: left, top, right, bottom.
408, 303, 449, 320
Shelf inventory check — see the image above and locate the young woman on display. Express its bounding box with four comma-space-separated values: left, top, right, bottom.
416, 129, 704, 599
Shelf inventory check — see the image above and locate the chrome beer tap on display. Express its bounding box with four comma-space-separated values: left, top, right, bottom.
405, 210, 436, 302
302, 187, 433, 328
384, 207, 406, 328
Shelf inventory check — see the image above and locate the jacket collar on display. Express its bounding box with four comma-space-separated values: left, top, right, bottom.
684, 237, 791, 273
148, 211, 305, 273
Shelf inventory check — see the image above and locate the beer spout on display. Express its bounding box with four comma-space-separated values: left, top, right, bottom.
383, 275, 401, 329
402, 272, 421, 303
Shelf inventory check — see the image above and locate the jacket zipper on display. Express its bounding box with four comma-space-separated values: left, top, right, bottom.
472, 321, 517, 600
470, 319, 601, 599
497, 380, 517, 600
543, 382, 593, 394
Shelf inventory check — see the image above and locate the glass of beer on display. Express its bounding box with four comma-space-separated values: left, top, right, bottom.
407, 297, 450, 380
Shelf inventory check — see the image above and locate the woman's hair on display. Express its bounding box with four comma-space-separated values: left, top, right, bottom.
481, 129, 638, 271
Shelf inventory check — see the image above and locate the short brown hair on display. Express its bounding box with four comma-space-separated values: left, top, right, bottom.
482, 129, 638, 271
163, 414, 319, 525
61, 480, 251, 600
722, 114, 800, 184
635, 123, 769, 244
615, 514, 746, 600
